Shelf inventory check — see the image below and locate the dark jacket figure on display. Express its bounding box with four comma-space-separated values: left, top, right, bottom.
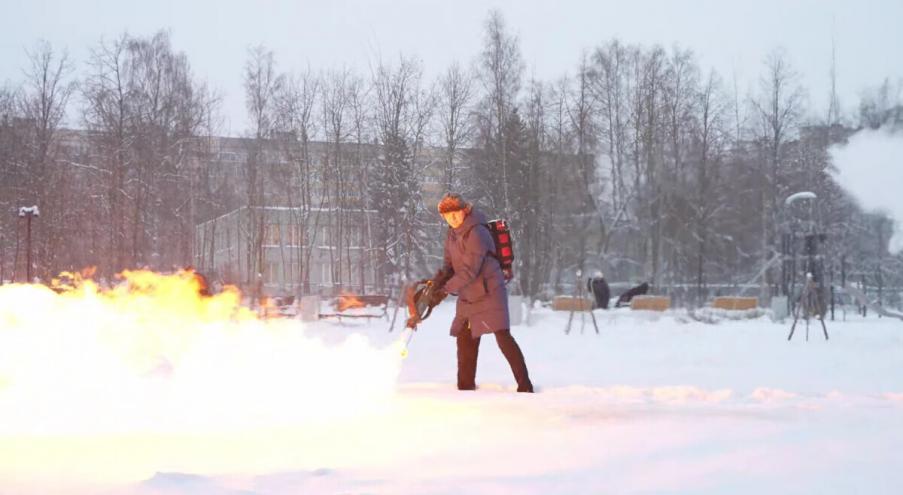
615, 282, 650, 307
434, 195, 533, 393
587, 272, 610, 309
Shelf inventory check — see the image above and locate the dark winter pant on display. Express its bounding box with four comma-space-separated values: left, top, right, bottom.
456, 327, 533, 392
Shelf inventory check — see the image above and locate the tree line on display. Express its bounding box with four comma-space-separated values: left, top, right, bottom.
1, 11, 901, 307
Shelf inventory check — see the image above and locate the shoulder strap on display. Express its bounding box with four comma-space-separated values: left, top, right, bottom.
479, 223, 501, 260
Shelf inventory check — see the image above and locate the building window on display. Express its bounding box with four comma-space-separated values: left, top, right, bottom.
287, 223, 304, 246
348, 225, 364, 248
288, 261, 301, 285
318, 226, 330, 246
265, 223, 281, 245
266, 262, 281, 284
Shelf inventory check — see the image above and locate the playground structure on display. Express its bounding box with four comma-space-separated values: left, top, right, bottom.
779, 191, 903, 324
780, 192, 830, 321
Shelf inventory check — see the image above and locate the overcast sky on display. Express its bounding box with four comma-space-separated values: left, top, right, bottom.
2, 0, 901, 135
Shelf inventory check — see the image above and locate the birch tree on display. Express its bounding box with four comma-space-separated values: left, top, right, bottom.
751, 48, 806, 301
437, 62, 474, 193
476, 9, 524, 213
243, 45, 282, 297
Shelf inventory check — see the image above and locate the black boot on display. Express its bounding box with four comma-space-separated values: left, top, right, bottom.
495, 329, 533, 393
456, 330, 481, 390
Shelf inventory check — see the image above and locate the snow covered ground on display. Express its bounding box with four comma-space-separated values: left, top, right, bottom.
3, 298, 903, 495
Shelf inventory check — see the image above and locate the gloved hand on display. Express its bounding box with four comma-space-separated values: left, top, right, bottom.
427, 286, 448, 307
433, 266, 454, 288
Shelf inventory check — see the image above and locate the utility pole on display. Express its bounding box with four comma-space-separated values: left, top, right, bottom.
18, 206, 40, 283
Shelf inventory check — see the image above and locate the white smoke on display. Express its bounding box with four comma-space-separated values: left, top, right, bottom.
830, 127, 903, 252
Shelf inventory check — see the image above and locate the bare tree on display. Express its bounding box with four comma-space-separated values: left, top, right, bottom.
83, 34, 133, 275
0, 83, 23, 282
346, 74, 373, 292
518, 78, 554, 301
82, 32, 217, 277
275, 67, 319, 294
859, 78, 902, 129
339, 72, 371, 291
690, 70, 729, 305
660, 46, 699, 286
243, 45, 283, 298
437, 62, 475, 192
126, 32, 216, 269
567, 52, 599, 275
589, 40, 634, 263
662, 46, 698, 176
477, 9, 524, 213
751, 48, 806, 301
639, 46, 666, 286
17, 41, 76, 280
320, 68, 353, 289
370, 56, 431, 281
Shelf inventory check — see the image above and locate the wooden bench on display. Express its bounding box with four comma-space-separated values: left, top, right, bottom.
712, 296, 758, 311
552, 296, 594, 312
319, 294, 390, 320
630, 295, 671, 311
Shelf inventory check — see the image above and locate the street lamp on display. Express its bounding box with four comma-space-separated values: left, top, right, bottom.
781, 192, 818, 297
18, 205, 39, 282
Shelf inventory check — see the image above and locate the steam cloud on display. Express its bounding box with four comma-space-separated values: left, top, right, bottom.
830, 127, 903, 252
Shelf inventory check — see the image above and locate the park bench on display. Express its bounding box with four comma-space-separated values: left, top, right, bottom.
318, 293, 390, 321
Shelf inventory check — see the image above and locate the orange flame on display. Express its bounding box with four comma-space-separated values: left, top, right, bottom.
0, 270, 402, 432
0, 269, 422, 490
336, 291, 367, 312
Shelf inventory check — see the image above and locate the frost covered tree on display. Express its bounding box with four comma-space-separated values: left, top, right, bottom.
83, 31, 217, 277
242, 44, 282, 298
858, 78, 903, 130
476, 10, 524, 213
567, 53, 600, 276
688, 70, 730, 305
750, 48, 806, 301
12, 41, 76, 281
319, 68, 352, 289
369, 57, 433, 284
273, 67, 319, 292
437, 61, 475, 193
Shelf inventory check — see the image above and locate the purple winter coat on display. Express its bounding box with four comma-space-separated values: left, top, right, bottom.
436, 208, 509, 338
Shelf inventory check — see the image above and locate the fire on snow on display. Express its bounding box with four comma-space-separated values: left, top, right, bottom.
0, 269, 404, 436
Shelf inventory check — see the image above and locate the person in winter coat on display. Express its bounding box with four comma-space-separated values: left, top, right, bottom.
615, 281, 650, 307
587, 271, 611, 309
429, 193, 534, 393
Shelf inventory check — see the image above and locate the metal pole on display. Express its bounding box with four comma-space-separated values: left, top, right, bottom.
26, 213, 32, 282
877, 264, 883, 317
17, 206, 38, 283
13, 217, 20, 283
862, 275, 868, 317
840, 254, 847, 287
830, 285, 835, 321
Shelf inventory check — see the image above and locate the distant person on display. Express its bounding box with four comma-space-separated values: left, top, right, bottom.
615, 282, 650, 308
587, 271, 611, 309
